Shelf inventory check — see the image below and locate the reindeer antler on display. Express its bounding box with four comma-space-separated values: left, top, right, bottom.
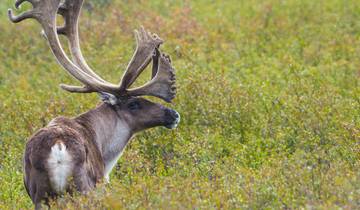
127, 49, 176, 102
8, 0, 177, 102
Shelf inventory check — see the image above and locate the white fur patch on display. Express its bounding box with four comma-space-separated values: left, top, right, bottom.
99, 92, 118, 105
104, 152, 123, 183
47, 141, 73, 193
103, 122, 131, 183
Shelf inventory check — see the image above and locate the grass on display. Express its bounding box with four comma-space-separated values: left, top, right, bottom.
0, 0, 359, 209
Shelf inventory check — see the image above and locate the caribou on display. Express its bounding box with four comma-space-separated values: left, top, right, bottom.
8, 0, 180, 208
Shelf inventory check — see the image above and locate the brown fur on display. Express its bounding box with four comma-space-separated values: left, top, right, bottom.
24, 100, 179, 209
24, 116, 104, 207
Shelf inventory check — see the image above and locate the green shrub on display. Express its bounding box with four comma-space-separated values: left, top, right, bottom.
0, 0, 359, 209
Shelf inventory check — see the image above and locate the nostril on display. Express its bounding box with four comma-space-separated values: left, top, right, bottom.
173, 111, 179, 118
170, 110, 180, 119
165, 109, 180, 119
164, 109, 180, 129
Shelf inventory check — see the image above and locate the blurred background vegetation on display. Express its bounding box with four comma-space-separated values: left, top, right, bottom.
0, 0, 359, 209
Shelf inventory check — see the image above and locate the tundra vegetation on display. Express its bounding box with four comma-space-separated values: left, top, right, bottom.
0, 0, 359, 209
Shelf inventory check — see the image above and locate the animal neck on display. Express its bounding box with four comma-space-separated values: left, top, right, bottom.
75, 103, 133, 181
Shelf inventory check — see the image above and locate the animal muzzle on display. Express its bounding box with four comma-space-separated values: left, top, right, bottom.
164, 108, 180, 129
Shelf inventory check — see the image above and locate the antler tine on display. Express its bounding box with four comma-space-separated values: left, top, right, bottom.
127, 49, 176, 103
118, 27, 163, 92
8, 9, 34, 23
59, 84, 93, 93
8, 0, 38, 23
8, 0, 120, 94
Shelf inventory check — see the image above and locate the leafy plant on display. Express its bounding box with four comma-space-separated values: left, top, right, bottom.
0, 0, 359, 209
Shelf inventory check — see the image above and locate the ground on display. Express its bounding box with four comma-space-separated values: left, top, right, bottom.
0, 0, 359, 209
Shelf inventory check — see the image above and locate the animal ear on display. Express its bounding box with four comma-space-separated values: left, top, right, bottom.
99, 92, 118, 105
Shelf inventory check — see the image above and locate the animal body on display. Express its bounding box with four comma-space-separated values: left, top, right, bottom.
8, 0, 180, 209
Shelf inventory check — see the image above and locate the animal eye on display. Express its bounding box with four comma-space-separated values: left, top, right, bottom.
128, 101, 141, 110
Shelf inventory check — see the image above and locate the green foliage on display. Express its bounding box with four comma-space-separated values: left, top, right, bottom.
0, 0, 359, 209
